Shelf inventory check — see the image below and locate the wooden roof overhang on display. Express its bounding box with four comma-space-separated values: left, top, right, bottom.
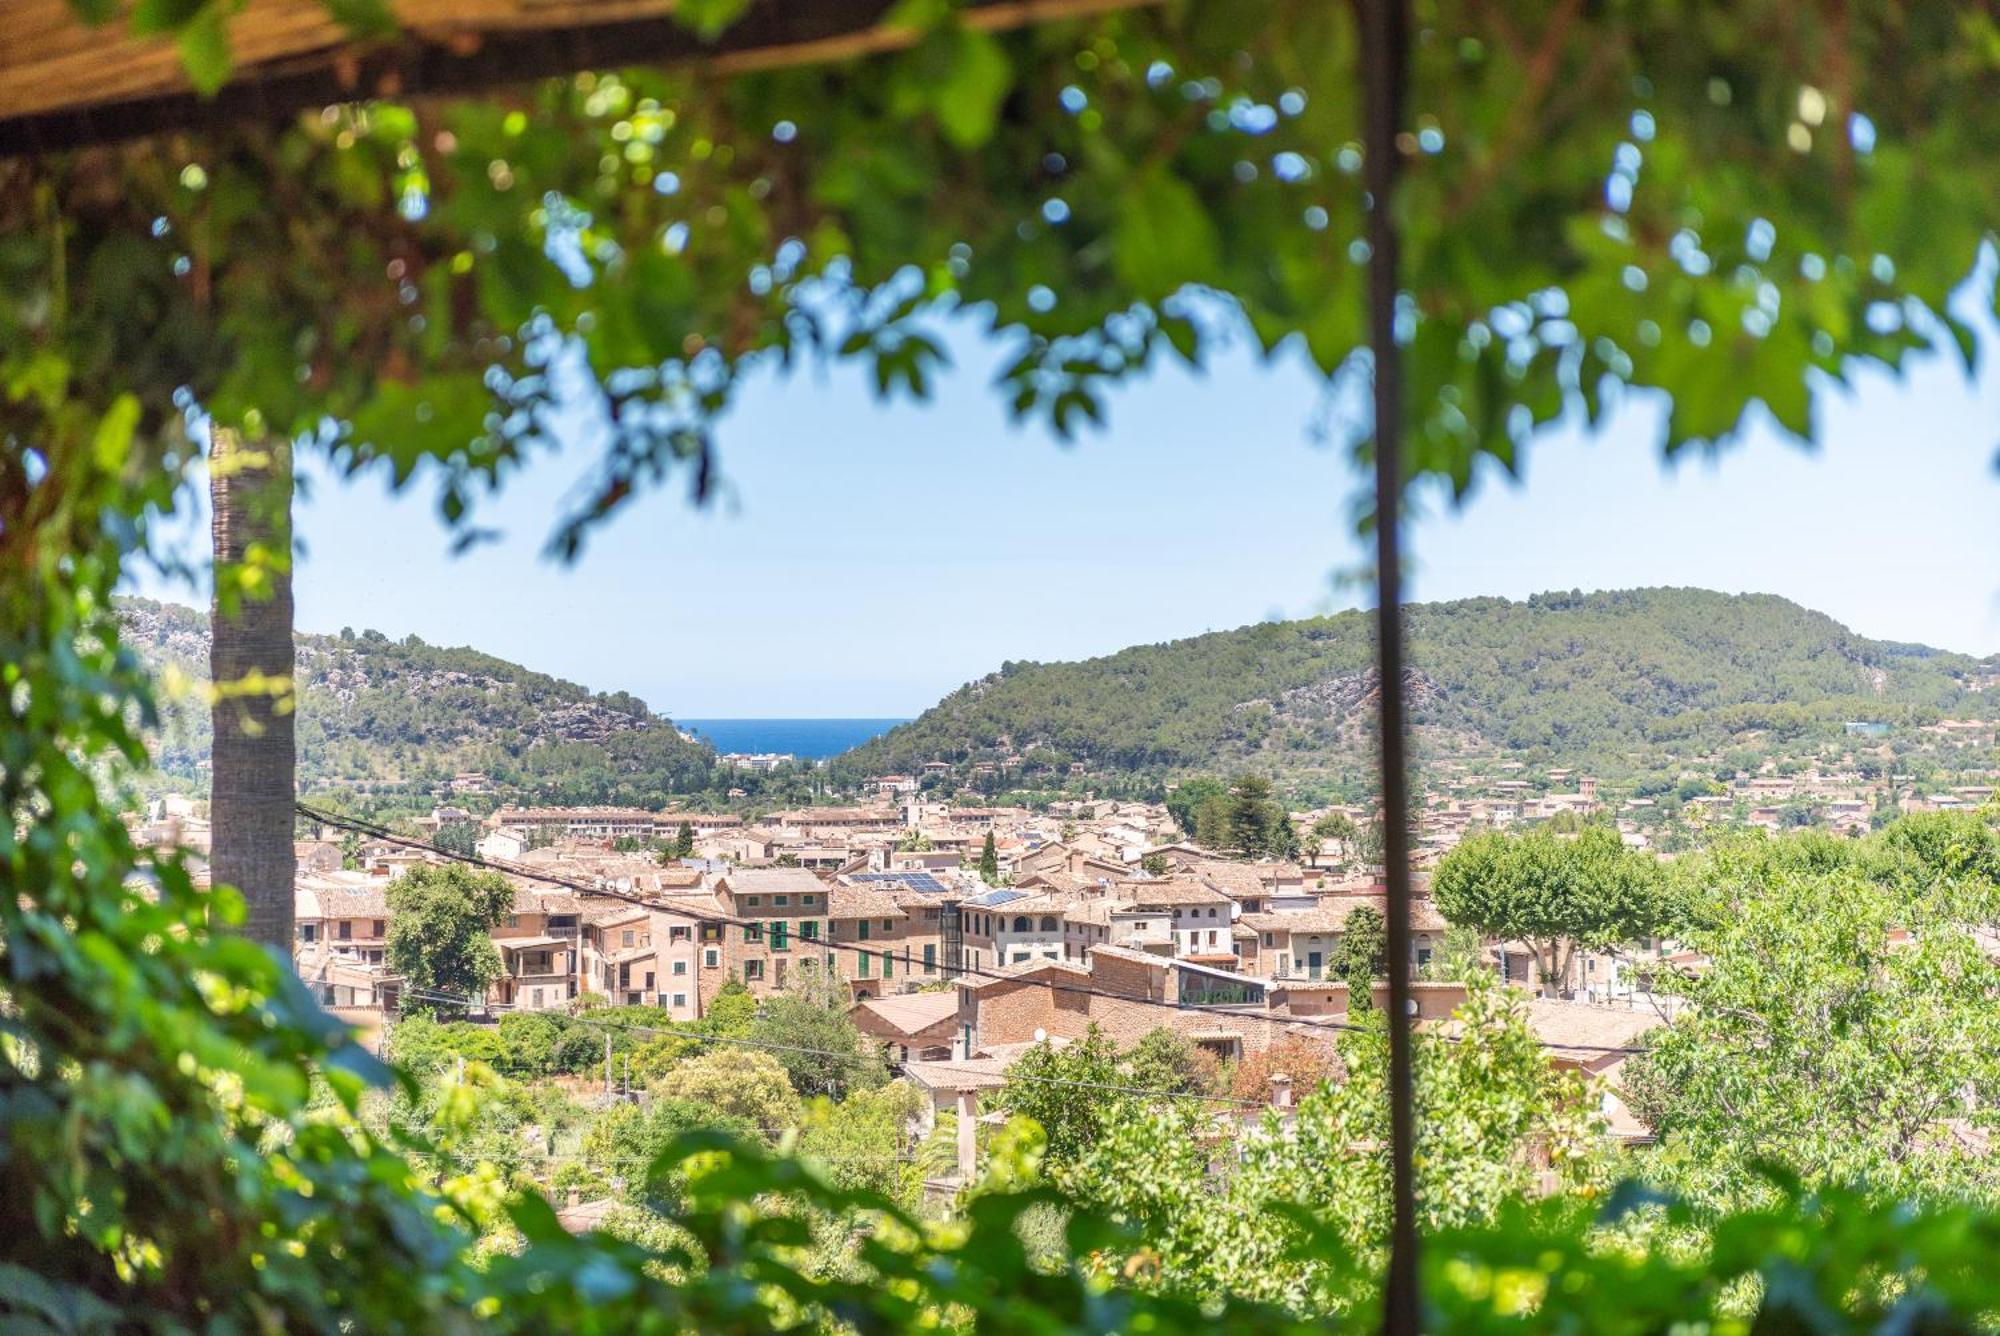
0, 0, 1140, 155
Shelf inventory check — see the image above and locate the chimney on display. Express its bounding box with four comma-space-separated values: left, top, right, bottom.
1267, 1073, 1294, 1111
956, 1087, 979, 1183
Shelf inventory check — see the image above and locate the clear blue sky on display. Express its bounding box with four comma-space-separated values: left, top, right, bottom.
138, 301, 2000, 718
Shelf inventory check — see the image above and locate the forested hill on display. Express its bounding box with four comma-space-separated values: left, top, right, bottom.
839, 589, 2000, 784
122, 599, 714, 804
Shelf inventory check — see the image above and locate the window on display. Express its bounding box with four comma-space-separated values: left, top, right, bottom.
801, 893, 816, 905
882, 949, 893, 978
1012, 915, 1030, 933
859, 920, 871, 941
299, 923, 317, 942
530, 987, 543, 1006
745, 896, 761, 907
549, 914, 577, 930
771, 922, 789, 951
504, 915, 519, 928
703, 948, 719, 968
700, 923, 722, 942
744, 923, 763, 943
1013, 952, 1030, 965
1040, 916, 1058, 932
670, 926, 690, 942
801, 921, 819, 941
858, 951, 870, 978
371, 919, 385, 936
923, 943, 936, 974
774, 895, 789, 906
621, 929, 635, 948
673, 960, 687, 976
1263, 933, 1274, 947
672, 993, 687, 1008
643, 970, 654, 989
337, 921, 352, 940
1417, 947, 1433, 967
744, 960, 764, 980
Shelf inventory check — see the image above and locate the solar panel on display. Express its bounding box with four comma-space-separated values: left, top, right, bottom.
853, 871, 951, 894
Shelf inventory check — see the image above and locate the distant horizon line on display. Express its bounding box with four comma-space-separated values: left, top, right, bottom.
679, 715, 913, 722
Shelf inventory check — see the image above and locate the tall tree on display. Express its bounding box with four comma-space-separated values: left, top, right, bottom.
1227, 774, 1278, 855
978, 830, 1000, 883
433, 822, 480, 860
208, 430, 296, 952
1334, 905, 1387, 1011
1430, 827, 1661, 997
385, 863, 515, 1018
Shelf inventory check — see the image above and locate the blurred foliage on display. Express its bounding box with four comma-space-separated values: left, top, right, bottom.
19, 1, 2000, 553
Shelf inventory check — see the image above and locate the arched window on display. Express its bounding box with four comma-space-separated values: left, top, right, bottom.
1012, 915, 1031, 933
1039, 916, 1059, 932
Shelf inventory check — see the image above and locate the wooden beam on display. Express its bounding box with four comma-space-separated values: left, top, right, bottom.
0, 0, 1146, 157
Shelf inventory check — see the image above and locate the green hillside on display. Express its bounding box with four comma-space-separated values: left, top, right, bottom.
122, 599, 714, 805
838, 589, 2000, 786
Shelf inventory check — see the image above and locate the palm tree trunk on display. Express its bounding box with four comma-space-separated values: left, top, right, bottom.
209, 428, 296, 952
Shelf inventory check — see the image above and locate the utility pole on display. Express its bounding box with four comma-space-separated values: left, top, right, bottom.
603, 1032, 613, 1100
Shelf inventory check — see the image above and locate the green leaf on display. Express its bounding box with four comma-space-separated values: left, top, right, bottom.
177, 3, 233, 95
883, 0, 951, 29
129, 0, 204, 33
1114, 167, 1220, 296
91, 395, 141, 472
934, 29, 1012, 149
320, 0, 396, 39
674, 0, 751, 39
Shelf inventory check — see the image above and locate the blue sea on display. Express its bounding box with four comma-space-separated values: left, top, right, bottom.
679, 718, 907, 760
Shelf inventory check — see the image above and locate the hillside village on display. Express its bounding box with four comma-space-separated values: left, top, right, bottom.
131, 733, 2000, 1186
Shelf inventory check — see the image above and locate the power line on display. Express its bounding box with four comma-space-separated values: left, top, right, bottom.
299, 802, 1651, 1057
